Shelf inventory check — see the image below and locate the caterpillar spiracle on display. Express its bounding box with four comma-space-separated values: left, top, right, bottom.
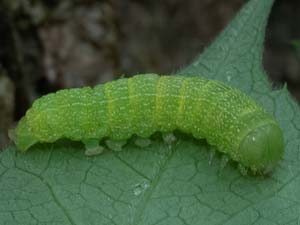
10, 74, 284, 174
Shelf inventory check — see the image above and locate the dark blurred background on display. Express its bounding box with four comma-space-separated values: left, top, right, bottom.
0, 0, 299, 149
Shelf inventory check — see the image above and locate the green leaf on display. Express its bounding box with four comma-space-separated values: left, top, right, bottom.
1, 0, 300, 224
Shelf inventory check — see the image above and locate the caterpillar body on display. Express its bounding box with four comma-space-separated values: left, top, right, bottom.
11, 74, 284, 174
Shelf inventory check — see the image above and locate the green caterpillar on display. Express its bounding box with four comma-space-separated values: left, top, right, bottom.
10, 74, 284, 174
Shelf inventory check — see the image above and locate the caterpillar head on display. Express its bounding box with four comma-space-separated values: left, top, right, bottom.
239, 123, 284, 174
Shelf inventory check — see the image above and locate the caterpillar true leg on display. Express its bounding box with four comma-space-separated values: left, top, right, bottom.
238, 163, 248, 176
208, 147, 216, 166
220, 154, 230, 170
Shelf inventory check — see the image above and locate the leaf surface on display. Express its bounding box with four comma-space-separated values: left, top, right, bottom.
1, 0, 300, 224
